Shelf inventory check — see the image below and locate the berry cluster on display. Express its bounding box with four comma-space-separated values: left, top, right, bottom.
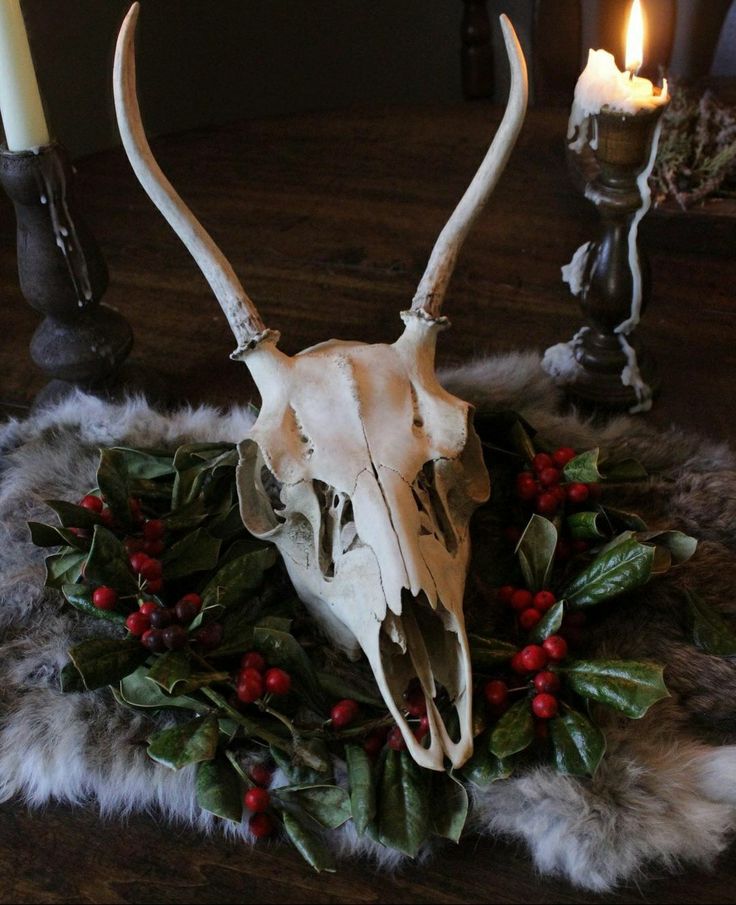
245, 761, 275, 838
236, 651, 292, 704
484, 636, 568, 725
515, 448, 599, 518
498, 585, 557, 632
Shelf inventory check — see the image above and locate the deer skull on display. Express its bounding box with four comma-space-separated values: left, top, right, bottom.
114, 4, 528, 770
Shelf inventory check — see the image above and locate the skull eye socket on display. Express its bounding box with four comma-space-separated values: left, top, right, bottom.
313, 480, 362, 579
412, 461, 458, 554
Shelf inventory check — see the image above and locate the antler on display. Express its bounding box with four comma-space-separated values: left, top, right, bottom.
113, 3, 276, 357
410, 15, 528, 321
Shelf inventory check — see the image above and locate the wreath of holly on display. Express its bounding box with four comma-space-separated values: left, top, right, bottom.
29, 411, 734, 871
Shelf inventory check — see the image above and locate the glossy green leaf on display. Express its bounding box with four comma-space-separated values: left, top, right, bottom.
200, 547, 277, 610
317, 672, 383, 709
60, 661, 86, 693
276, 784, 351, 829
638, 530, 698, 565
28, 522, 86, 550
516, 514, 557, 592
601, 457, 648, 482
45, 550, 86, 589
566, 510, 607, 541
68, 638, 149, 690
109, 447, 175, 480
162, 528, 222, 580
469, 635, 519, 669
462, 741, 513, 789
377, 750, 431, 858
430, 771, 468, 843
172, 443, 236, 508
62, 583, 126, 624
563, 448, 602, 483
549, 705, 606, 776
119, 666, 203, 710
85, 525, 139, 593
528, 600, 565, 643
45, 499, 103, 529
147, 714, 219, 769
196, 757, 243, 823
146, 649, 192, 694
686, 591, 736, 656
560, 659, 669, 718
561, 537, 654, 608
489, 698, 534, 759
254, 624, 324, 709
281, 811, 336, 873
96, 448, 133, 528
345, 744, 376, 836
601, 506, 648, 533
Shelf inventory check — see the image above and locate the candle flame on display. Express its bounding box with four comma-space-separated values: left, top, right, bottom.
625, 0, 645, 74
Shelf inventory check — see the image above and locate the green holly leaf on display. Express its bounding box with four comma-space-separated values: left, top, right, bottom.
172, 443, 237, 508
45, 549, 87, 589
686, 591, 736, 656
85, 525, 139, 593
200, 546, 277, 611
196, 757, 243, 823
254, 623, 325, 710
461, 741, 513, 789
345, 745, 376, 836
549, 705, 606, 776
28, 522, 87, 550
563, 449, 602, 483
146, 649, 192, 694
60, 661, 87, 693
96, 448, 134, 529
45, 499, 103, 529
469, 635, 519, 669
281, 811, 336, 873
601, 457, 648, 482
561, 536, 654, 608
317, 672, 383, 709
109, 447, 175, 480
527, 600, 564, 643
566, 510, 607, 541
271, 743, 332, 788
430, 771, 468, 843
67, 638, 149, 690
516, 514, 557, 592
61, 583, 126, 624
119, 666, 203, 711
489, 698, 534, 759
275, 784, 351, 829
162, 528, 222, 580
600, 506, 648, 532
377, 750, 431, 858
637, 530, 697, 565
147, 714, 219, 770
559, 659, 669, 718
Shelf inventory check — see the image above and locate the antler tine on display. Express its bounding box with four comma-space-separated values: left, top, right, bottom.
410, 15, 528, 321
113, 3, 277, 357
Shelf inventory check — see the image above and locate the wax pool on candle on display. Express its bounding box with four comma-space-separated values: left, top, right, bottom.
0, 0, 49, 150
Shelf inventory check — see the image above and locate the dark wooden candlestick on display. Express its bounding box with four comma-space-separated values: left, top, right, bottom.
544, 103, 666, 412
0, 142, 133, 402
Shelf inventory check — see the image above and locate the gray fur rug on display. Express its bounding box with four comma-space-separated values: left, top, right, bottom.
1, 350, 736, 892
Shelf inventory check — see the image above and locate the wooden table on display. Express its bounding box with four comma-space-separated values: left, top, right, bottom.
1, 106, 735, 903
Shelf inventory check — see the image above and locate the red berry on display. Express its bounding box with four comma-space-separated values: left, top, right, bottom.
125, 611, 150, 636
484, 680, 508, 708
519, 644, 548, 672
129, 552, 149, 574
143, 519, 165, 541
149, 608, 173, 629
140, 558, 162, 581
141, 628, 165, 653
249, 813, 275, 838
331, 699, 360, 728
143, 539, 165, 556
539, 467, 561, 488
175, 598, 200, 623
519, 608, 542, 630
534, 670, 561, 694
196, 622, 223, 650
517, 478, 539, 502
532, 693, 558, 719
92, 587, 117, 610
99, 508, 114, 527
387, 726, 407, 751
264, 668, 291, 696
567, 483, 590, 505
241, 651, 267, 673
536, 492, 559, 516
532, 453, 554, 473
161, 624, 188, 651
248, 763, 273, 788
139, 601, 159, 616
179, 593, 202, 610
533, 590, 557, 612
552, 484, 567, 504
146, 578, 164, 594
363, 729, 388, 756
510, 589, 534, 611
552, 447, 576, 467
244, 787, 271, 813
510, 651, 529, 674
237, 670, 264, 703
80, 494, 103, 513
414, 714, 430, 740
516, 471, 535, 487
498, 585, 516, 604
542, 635, 568, 662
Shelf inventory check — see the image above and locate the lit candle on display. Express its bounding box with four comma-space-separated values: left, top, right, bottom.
0, 0, 49, 151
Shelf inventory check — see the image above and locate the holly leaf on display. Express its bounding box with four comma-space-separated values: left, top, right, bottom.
275, 784, 351, 829
271, 744, 332, 788
686, 591, 736, 656
62, 583, 126, 624
549, 705, 606, 776
60, 661, 87, 693
281, 811, 336, 873
377, 750, 431, 858
96, 448, 134, 529
253, 624, 324, 710
563, 449, 602, 483
119, 667, 203, 711
317, 672, 383, 709
45, 499, 103, 529
600, 506, 648, 532
28, 522, 87, 550
469, 635, 519, 669
200, 546, 277, 611
559, 659, 669, 718
162, 528, 222, 580
67, 638, 149, 690
196, 757, 243, 823
146, 649, 192, 694
566, 510, 607, 541
601, 457, 648, 482
637, 530, 697, 565
462, 741, 513, 789
45, 550, 87, 589
489, 698, 534, 759
516, 514, 557, 592
345, 745, 376, 836
561, 536, 654, 608
85, 525, 139, 593
527, 600, 564, 643
109, 447, 175, 480
147, 714, 219, 769
430, 771, 468, 843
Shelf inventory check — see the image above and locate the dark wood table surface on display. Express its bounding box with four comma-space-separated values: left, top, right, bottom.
1, 105, 735, 903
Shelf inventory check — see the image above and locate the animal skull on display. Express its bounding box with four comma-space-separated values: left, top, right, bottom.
114, 4, 528, 770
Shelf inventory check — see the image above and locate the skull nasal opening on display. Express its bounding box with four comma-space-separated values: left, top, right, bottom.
313, 480, 361, 579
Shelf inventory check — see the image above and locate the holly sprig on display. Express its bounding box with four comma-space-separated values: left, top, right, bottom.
26, 415, 721, 871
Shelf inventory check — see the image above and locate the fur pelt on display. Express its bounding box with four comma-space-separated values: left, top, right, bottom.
1, 351, 735, 892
